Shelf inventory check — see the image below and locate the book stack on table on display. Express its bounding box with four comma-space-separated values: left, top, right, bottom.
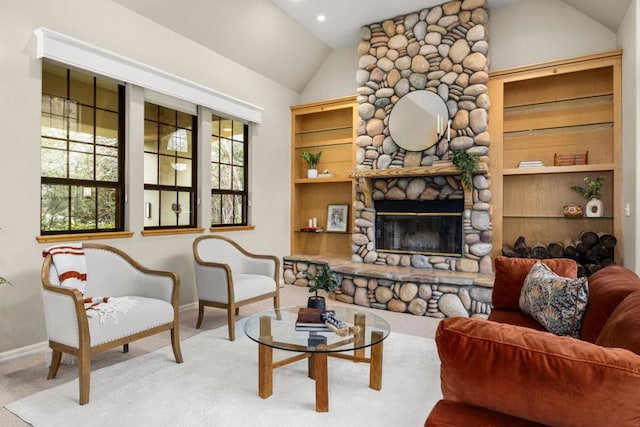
295, 307, 330, 332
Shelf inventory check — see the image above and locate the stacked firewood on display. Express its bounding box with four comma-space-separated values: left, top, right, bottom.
502, 231, 617, 277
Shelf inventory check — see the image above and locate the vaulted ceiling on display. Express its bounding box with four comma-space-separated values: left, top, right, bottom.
112, 0, 631, 93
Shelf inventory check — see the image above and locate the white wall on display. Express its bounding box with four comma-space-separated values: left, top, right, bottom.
619, 0, 639, 271
300, 45, 359, 104
0, 0, 298, 354
489, 0, 616, 70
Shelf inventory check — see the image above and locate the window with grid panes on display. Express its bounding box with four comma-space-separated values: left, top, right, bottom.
143, 102, 197, 228
40, 62, 125, 234
211, 115, 248, 226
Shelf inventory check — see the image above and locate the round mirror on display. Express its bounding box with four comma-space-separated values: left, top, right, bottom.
388, 90, 449, 152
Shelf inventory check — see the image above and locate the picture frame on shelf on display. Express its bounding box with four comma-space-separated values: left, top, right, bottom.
326, 204, 348, 232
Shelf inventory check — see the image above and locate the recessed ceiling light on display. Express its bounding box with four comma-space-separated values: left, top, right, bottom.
317, 14, 326, 22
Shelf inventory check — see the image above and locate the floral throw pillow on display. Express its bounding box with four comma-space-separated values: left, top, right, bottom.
519, 262, 589, 338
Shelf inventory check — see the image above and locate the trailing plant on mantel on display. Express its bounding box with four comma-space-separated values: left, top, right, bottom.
450, 149, 478, 190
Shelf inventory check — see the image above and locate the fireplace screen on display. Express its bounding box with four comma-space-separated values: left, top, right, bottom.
375, 200, 463, 257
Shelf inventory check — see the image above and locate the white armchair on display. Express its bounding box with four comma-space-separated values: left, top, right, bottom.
193, 235, 280, 341
41, 243, 183, 405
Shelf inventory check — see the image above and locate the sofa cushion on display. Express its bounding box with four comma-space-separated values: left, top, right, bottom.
519, 262, 588, 338
580, 265, 640, 343
425, 400, 546, 427
493, 256, 578, 310
436, 317, 640, 427
596, 290, 640, 355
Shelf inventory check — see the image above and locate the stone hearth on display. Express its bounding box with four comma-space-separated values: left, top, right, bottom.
283, 255, 493, 319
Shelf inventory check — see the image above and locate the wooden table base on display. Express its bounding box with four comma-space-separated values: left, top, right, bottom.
255, 315, 384, 413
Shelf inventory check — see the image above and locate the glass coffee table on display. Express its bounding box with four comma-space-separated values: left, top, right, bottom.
243, 306, 391, 412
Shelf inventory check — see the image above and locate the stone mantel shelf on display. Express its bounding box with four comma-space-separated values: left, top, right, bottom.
349, 160, 489, 207
348, 160, 489, 179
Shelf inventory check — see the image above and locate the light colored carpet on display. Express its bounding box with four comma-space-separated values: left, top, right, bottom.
6, 321, 441, 426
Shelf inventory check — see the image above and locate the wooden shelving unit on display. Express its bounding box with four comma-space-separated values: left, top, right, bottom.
290, 96, 358, 258
488, 50, 622, 261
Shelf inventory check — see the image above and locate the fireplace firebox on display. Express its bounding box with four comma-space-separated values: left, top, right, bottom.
375, 199, 463, 257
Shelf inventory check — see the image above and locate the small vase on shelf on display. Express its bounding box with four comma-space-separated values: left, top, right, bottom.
585, 198, 603, 217
307, 168, 318, 179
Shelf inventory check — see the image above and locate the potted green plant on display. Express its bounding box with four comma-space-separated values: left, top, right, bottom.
571, 175, 605, 217
450, 149, 478, 190
300, 151, 322, 178
306, 264, 339, 311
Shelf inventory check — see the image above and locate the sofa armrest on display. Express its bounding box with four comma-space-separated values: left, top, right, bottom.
436, 317, 640, 427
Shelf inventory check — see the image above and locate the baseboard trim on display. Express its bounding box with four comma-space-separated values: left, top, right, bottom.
0, 302, 199, 363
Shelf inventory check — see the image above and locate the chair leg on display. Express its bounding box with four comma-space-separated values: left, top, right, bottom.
78, 348, 91, 405
171, 327, 184, 363
47, 350, 62, 379
227, 305, 236, 341
123, 343, 129, 353
196, 301, 205, 329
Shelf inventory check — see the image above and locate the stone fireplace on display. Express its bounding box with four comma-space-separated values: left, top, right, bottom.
351, 0, 492, 275
283, 0, 494, 319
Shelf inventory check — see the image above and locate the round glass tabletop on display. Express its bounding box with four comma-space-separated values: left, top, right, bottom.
243, 306, 391, 353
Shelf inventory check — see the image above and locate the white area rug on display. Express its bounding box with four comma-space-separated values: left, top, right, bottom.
6, 322, 441, 426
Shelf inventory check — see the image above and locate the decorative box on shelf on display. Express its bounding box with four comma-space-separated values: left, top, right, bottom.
554, 151, 589, 166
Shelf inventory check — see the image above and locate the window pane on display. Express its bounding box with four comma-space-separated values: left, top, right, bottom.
96, 110, 119, 146
144, 121, 158, 153
96, 154, 118, 182
211, 136, 220, 162
232, 141, 244, 166
211, 194, 221, 224
96, 79, 118, 111
159, 155, 177, 186
145, 103, 158, 121
175, 159, 192, 187
69, 105, 94, 143
220, 164, 231, 190
144, 153, 158, 184
144, 190, 159, 227
220, 138, 232, 164
97, 187, 117, 229
221, 194, 234, 224
211, 163, 219, 189
160, 190, 179, 227
41, 145, 67, 178
177, 191, 191, 226
70, 186, 96, 230
233, 121, 244, 142
42, 63, 67, 98
41, 184, 70, 231
177, 111, 192, 130
234, 195, 243, 223
212, 116, 221, 135
69, 151, 94, 180
232, 166, 244, 191
220, 119, 233, 139
69, 70, 94, 105
159, 106, 175, 125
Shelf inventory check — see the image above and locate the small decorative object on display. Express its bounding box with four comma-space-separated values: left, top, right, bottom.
306, 264, 339, 311
300, 151, 322, 178
554, 151, 588, 166
450, 149, 478, 190
563, 204, 583, 218
326, 204, 348, 232
570, 176, 605, 218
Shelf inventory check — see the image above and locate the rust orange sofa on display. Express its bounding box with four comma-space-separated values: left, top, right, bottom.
425, 258, 640, 427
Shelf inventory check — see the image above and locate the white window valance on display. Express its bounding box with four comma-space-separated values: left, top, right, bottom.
33, 27, 263, 123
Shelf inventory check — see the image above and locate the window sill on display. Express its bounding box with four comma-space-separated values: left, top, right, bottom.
209, 225, 255, 232
36, 231, 134, 243
141, 228, 205, 237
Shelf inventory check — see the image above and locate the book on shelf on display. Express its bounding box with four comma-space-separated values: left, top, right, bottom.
517, 160, 544, 168
300, 227, 324, 232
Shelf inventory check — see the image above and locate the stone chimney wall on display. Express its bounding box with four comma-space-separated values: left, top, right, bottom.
354, 0, 492, 274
